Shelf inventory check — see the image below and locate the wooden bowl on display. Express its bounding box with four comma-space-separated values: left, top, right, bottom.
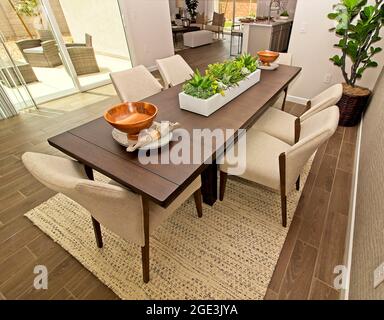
257, 50, 280, 66
104, 102, 158, 140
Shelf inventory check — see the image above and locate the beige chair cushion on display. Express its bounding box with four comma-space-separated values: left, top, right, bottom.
221, 131, 291, 190
300, 83, 343, 121
222, 106, 340, 193
23, 46, 44, 54
285, 106, 340, 187
254, 84, 343, 144
251, 108, 297, 144
22, 152, 201, 247
110, 65, 162, 102
156, 55, 194, 88
276, 53, 293, 66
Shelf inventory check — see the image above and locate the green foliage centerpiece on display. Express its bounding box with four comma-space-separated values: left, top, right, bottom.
183, 53, 258, 99
179, 54, 260, 117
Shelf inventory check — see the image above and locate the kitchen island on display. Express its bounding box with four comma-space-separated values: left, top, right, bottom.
242, 19, 293, 54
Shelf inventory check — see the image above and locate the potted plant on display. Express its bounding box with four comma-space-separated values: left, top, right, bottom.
328, 0, 383, 126
179, 54, 260, 116
279, 10, 290, 20
185, 0, 199, 22
15, 0, 45, 31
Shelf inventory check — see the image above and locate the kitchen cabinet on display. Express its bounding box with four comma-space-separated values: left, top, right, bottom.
242, 20, 293, 55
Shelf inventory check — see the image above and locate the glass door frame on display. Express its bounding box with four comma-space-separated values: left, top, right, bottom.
40, 0, 81, 94
41, 0, 133, 94
0, 31, 37, 113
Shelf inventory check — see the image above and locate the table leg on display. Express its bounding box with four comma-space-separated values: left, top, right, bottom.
201, 161, 218, 206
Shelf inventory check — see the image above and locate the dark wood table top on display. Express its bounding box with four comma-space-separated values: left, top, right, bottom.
48, 65, 301, 207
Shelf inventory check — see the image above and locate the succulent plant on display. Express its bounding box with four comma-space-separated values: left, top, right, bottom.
183, 54, 258, 99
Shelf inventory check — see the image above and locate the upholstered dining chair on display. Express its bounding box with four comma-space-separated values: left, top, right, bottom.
205, 12, 226, 39
253, 84, 343, 145
22, 152, 203, 283
110, 65, 163, 102
156, 55, 194, 88
220, 106, 340, 227
275, 53, 293, 66
191, 12, 207, 29
16, 39, 62, 68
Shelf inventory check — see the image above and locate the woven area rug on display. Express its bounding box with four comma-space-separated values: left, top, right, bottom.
25, 159, 313, 300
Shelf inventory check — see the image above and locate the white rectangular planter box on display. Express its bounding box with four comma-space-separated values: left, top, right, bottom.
179, 69, 261, 117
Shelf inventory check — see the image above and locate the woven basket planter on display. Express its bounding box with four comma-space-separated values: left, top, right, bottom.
337, 84, 371, 127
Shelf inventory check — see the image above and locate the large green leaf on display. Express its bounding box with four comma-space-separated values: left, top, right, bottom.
330, 55, 343, 66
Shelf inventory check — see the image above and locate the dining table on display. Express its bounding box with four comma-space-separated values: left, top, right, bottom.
48, 64, 301, 209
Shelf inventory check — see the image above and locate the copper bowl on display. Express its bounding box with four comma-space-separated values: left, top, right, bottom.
257, 50, 280, 66
104, 102, 158, 140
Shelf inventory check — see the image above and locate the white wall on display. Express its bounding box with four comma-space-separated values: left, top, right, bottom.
59, 0, 130, 58
287, 0, 384, 101
119, 0, 174, 69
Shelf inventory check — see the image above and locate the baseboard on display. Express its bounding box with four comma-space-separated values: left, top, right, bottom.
286, 95, 309, 105
341, 116, 363, 300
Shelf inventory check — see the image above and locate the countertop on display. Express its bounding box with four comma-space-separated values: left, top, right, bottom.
242, 19, 293, 27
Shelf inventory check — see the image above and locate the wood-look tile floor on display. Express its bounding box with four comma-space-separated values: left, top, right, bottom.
0, 41, 356, 300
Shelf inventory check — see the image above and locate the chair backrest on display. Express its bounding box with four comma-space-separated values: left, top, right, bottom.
300, 84, 343, 121
156, 55, 194, 88
37, 29, 54, 42
276, 53, 292, 66
285, 106, 340, 188
85, 33, 93, 47
110, 65, 163, 102
196, 12, 206, 25
21, 152, 146, 246
212, 12, 225, 27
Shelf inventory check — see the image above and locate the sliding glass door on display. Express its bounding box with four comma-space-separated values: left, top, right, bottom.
214, 0, 258, 33
0, 31, 36, 113
0, 0, 131, 114
44, 0, 132, 91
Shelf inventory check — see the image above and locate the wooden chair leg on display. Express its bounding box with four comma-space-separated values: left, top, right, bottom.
281, 193, 287, 228
219, 171, 228, 201
141, 197, 150, 283
296, 175, 301, 191
279, 153, 287, 228
193, 189, 203, 218
91, 217, 103, 248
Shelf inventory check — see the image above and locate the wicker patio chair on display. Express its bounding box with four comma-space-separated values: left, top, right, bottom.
16, 39, 62, 68
37, 29, 54, 42
205, 12, 225, 39
66, 46, 100, 76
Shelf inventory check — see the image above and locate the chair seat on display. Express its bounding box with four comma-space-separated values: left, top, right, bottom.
252, 108, 297, 145
107, 176, 201, 237
23, 46, 44, 54
205, 25, 221, 32
221, 131, 291, 191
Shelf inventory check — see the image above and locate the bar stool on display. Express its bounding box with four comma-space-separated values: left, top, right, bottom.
230, 24, 243, 56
